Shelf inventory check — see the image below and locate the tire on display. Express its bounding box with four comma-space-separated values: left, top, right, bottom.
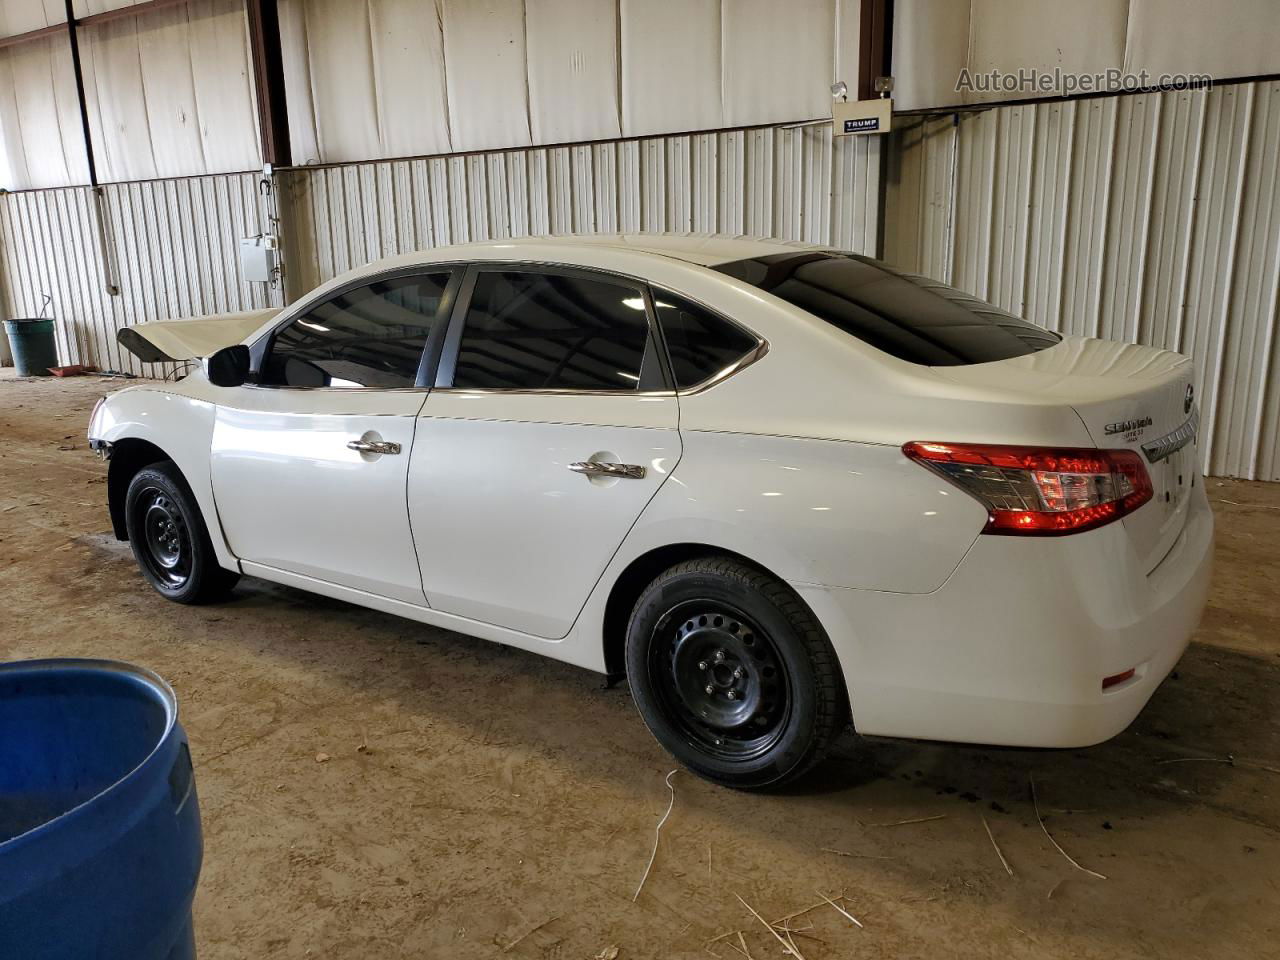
625, 556, 847, 789
124, 462, 240, 604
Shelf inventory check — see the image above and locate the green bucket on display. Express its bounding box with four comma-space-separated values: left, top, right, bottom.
3, 318, 59, 376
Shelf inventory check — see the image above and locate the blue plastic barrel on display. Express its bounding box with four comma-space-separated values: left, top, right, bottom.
0, 659, 202, 960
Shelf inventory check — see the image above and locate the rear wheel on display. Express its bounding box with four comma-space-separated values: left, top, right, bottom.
125, 462, 239, 604
625, 557, 847, 789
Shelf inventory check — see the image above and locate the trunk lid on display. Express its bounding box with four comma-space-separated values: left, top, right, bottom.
932, 335, 1199, 572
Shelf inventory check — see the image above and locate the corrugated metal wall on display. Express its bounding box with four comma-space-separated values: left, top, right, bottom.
0, 173, 283, 377
0, 122, 879, 377
279, 124, 882, 295
885, 80, 1280, 480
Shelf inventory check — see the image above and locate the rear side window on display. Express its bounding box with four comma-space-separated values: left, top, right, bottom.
652, 293, 759, 389
262, 273, 451, 388
714, 252, 1060, 366
452, 271, 652, 391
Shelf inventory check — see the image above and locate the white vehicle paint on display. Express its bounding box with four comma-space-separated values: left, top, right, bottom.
407, 391, 681, 638
89, 234, 1213, 783
210, 389, 428, 604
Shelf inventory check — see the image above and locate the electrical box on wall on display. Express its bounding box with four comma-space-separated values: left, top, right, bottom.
833, 98, 893, 136
239, 235, 278, 283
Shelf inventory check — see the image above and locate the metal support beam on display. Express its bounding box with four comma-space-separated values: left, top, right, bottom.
0, 0, 191, 50
63, 0, 98, 188
63, 0, 120, 296
245, 0, 292, 167
79, 0, 190, 29
0, 23, 65, 50
859, 0, 894, 260
858, 0, 893, 102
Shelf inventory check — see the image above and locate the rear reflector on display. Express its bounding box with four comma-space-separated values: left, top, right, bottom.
903, 441, 1153, 536
1102, 668, 1136, 690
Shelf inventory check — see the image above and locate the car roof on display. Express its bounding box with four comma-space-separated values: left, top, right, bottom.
360, 233, 832, 271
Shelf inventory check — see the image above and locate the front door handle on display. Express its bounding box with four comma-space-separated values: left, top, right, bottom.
568, 460, 646, 480
347, 439, 402, 455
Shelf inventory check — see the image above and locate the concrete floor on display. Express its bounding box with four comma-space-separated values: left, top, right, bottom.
2, 373, 1278, 960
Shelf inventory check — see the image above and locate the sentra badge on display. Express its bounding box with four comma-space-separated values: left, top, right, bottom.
1104, 416, 1152, 437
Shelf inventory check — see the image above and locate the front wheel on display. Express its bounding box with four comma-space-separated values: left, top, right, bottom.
625, 557, 848, 789
124, 462, 239, 604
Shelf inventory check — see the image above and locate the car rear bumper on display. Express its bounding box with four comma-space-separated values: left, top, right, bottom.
795, 481, 1214, 748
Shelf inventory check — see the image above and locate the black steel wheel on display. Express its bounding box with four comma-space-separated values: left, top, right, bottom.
135, 486, 193, 591
652, 602, 791, 762
124, 462, 239, 604
625, 556, 848, 789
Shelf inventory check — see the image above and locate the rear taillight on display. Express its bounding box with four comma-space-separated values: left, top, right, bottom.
903, 441, 1153, 536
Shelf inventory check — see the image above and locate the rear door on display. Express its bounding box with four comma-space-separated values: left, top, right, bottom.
407, 266, 680, 639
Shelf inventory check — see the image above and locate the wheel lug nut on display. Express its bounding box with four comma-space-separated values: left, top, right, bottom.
713, 650, 725, 662
698, 660, 708, 671
726, 690, 737, 700
733, 667, 743, 679
704, 684, 714, 695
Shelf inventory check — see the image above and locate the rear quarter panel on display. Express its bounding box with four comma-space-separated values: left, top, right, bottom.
616, 431, 988, 594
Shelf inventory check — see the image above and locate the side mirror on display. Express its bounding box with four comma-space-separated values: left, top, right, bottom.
204, 344, 251, 387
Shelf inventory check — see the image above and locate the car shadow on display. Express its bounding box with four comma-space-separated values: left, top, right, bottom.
215, 572, 1279, 830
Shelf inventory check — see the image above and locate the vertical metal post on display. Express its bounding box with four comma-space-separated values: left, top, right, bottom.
859, 0, 894, 258
245, 0, 292, 303
857, 0, 893, 102
64, 0, 97, 187
63, 0, 120, 296
245, 0, 292, 167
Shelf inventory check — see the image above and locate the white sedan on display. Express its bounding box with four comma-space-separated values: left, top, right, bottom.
89, 234, 1213, 789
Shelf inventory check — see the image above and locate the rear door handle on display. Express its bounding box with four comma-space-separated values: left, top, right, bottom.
347, 439, 402, 455
568, 460, 646, 480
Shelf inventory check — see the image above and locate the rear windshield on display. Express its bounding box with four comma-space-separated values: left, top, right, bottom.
714, 252, 1061, 366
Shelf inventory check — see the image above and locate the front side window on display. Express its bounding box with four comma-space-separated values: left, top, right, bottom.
261, 272, 451, 388
451, 271, 651, 391
714, 252, 1061, 366
652, 293, 760, 389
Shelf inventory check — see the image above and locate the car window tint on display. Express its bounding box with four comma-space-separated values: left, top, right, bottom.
714, 252, 1060, 366
262, 273, 450, 388
653, 293, 759, 389
452, 271, 651, 391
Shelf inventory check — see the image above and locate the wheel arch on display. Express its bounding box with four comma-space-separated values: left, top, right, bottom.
601, 542, 810, 680
92, 388, 237, 571
107, 438, 176, 540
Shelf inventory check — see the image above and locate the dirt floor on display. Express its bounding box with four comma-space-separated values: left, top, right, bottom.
1, 372, 1277, 960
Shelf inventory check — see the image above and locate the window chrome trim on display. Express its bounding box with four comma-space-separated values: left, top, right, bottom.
675, 339, 770, 396
428, 387, 677, 398
1141, 410, 1199, 463
646, 285, 769, 395
249, 258, 772, 397
241, 383, 431, 395
264, 260, 473, 334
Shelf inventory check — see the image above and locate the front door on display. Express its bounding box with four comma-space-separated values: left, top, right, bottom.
408, 266, 681, 638
210, 269, 456, 604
